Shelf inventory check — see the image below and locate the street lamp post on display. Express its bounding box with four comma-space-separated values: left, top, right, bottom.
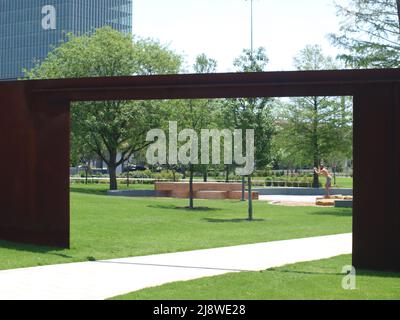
245, 0, 254, 52
245, 0, 255, 220
250, 0, 254, 52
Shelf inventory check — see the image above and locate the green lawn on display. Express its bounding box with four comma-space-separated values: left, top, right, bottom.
112, 255, 400, 300
334, 177, 353, 188
0, 185, 351, 271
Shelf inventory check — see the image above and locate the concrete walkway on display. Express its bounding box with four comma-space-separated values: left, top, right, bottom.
0, 233, 352, 300
260, 195, 319, 204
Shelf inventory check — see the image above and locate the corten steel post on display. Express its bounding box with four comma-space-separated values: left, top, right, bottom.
0, 69, 399, 272
352, 83, 400, 271
0, 82, 70, 248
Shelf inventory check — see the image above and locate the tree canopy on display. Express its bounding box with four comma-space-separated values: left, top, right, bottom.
26, 27, 183, 190
330, 0, 400, 68
275, 45, 353, 186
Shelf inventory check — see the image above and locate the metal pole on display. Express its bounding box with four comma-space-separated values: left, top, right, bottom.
250, 0, 254, 52
244, 0, 254, 203
245, 0, 254, 53
241, 176, 245, 201
248, 175, 253, 220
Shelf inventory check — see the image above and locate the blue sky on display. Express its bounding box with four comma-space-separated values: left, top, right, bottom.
133, 0, 344, 72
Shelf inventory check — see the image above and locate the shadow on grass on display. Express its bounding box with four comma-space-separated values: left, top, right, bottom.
0, 240, 73, 259
70, 186, 107, 196
203, 218, 266, 223
308, 208, 352, 217
268, 268, 343, 276
357, 269, 400, 278
147, 204, 221, 212
270, 268, 400, 278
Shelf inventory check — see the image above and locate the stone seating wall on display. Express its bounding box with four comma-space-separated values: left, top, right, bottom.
155, 182, 259, 200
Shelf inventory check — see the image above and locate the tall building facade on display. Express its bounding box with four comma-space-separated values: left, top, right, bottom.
0, 0, 132, 80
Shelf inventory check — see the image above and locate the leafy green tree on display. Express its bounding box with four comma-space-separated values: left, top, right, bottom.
272, 125, 307, 174
70, 132, 93, 181
277, 45, 353, 187
170, 54, 220, 209
329, 0, 400, 68
224, 48, 275, 219
231, 48, 275, 168
26, 27, 182, 190
194, 54, 218, 183
193, 53, 217, 74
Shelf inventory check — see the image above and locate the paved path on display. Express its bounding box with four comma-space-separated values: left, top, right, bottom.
260, 195, 319, 203
0, 233, 352, 300
259, 195, 321, 206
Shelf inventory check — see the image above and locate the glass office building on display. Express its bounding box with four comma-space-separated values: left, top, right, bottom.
0, 0, 132, 80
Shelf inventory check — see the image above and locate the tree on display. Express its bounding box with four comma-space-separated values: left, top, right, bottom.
193, 54, 218, 183
193, 53, 217, 74
329, 0, 400, 68
277, 45, 353, 187
170, 54, 220, 209
26, 27, 182, 190
224, 48, 275, 219
70, 132, 96, 184
272, 122, 307, 175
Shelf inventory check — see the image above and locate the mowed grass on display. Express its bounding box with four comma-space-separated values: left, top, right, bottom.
0, 184, 351, 271
334, 177, 353, 189
113, 255, 400, 300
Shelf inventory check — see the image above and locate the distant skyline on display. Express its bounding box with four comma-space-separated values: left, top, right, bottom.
133, 0, 345, 72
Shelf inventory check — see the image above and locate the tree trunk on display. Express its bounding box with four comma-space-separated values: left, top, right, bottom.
203, 166, 208, 182
109, 164, 118, 190
241, 176, 245, 201
313, 159, 320, 188
225, 164, 230, 182
333, 165, 337, 186
312, 96, 320, 189
248, 175, 253, 221
189, 164, 194, 209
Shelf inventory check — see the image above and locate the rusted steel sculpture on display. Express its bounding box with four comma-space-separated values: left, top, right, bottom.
0, 69, 399, 272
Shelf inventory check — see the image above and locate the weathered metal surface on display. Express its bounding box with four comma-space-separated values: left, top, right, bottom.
0, 69, 399, 271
